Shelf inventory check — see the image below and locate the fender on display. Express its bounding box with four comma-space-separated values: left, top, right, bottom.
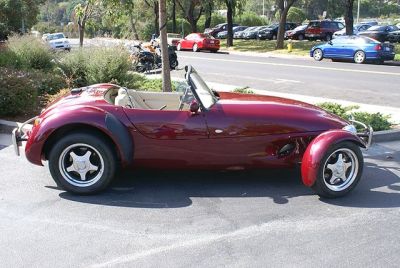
25, 105, 133, 166
301, 130, 366, 187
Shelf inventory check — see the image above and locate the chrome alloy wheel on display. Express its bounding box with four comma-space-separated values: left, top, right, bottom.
313, 49, 323, 61
354, 51, 365, 64
58, 143, 104, 187
322, 148, 359, 192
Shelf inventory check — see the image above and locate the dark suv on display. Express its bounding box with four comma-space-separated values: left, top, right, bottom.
258, 22, 297, 40
305, 20, 344, 41
204, 23, 240, 38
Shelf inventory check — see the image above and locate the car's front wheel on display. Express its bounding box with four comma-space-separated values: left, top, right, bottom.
312, 141, 363, 198
48, 132, 116, 194
313, 48, 323, 61
354, 50, 366, 64
177, 43, 181, 51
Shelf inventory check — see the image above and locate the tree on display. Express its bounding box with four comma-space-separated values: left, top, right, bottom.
343, 0, 354, 35
144, 0, 159, 36
204, 0, 214, 30
74, 0, 96, 47
225, 0, 234, 47
176, 0, 203, 33
103, 0, 139, 40
159, 0, 172, 92
276, 0, 298, 49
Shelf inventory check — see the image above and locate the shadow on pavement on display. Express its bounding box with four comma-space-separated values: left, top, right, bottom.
57, 160, 400, 209
58, 168, 312, 208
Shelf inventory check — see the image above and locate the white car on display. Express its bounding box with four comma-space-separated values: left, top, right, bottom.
333, 24, 371, 38
45, 33, 71, 51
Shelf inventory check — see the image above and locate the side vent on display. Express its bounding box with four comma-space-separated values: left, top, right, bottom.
278, 143, 295, 157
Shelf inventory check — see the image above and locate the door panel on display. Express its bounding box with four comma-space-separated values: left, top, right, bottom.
124, 108, 208, 140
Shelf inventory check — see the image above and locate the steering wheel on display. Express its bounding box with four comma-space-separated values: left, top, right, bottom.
178, 86, 190, 111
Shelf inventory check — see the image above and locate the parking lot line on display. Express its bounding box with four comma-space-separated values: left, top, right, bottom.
180, 55, 400, 76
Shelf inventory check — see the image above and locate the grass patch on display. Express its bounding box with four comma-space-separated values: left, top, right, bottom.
223, 40, 320, 56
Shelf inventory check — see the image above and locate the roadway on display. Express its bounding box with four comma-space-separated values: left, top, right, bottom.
174, 50, 400, 108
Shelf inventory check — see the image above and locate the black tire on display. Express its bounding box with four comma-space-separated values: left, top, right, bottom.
48, 132, 116, 194
272, 34, 277, 40
170, 59, 178, 69
354, 50, 366, 64
311, 141, 363, 198
297, 34, 304, 41
192, 43, 199, 52
176, 43, 181, 51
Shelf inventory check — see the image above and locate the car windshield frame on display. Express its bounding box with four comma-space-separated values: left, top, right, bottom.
185, 66, 217, 111
47, 33, 65, 40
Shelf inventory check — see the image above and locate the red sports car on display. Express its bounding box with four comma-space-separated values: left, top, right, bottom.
177, 33, 220, 52
13, 66, 372, 197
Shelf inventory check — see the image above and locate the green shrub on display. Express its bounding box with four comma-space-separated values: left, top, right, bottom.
58, 47, 130, 87
233, 86, 254, 94
7, 35, 54, 71
0, 68, 38, 116
31, 71, 67, 95
287, 7, 307, 24
235, 12, 268, 27
57, 49, 89, 87
120, 72, 177, 92
0, 48, 22, 68
317, 102, 359, 119
317, 102, 392, 131
352, 112, 392, 131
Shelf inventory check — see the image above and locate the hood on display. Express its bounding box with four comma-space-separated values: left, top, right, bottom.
214, 92, 348, 136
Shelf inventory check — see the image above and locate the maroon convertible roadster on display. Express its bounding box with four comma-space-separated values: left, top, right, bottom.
13, 66, 372, 197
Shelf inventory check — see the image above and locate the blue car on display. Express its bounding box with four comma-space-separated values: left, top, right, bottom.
310, 36, 395, 64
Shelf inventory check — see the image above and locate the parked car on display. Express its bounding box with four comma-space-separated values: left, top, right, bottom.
243, 26, 266, 39
217, 26, 248, 39
310, 35, 395, 64
258, 23, 297, 40
358, 25, 399, 42
234, 26, 258, 39
333, 24, 372, 38
204, 23, 239, 37
388, 30, 400, 43
12, 65, 372, 197
305, 20, 345, 41
41, 33, 50, 41
285, 24, 308, 40
45, 33, 71, 51
177, 33, 220, 52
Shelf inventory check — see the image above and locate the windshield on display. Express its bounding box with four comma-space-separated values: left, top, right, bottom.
186, 66, 217, 109
47, 33, 65, 40
367, 26, 386, 31
294, 25, 307, 31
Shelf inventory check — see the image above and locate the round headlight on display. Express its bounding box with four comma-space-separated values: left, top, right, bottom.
343, 124, 357, 134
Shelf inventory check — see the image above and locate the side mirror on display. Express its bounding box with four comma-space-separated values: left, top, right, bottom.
190, 101, 200, 114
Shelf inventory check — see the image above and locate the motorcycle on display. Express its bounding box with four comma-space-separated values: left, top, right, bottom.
129, 43, 178, 73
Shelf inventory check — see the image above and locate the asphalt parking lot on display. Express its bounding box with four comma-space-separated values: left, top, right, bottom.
0, 136, 399, 267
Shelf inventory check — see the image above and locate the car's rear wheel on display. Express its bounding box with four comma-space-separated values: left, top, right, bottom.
272, 34, 277, 40
354, 50, 366, 64
49, 132, 116, 194
298, 34, 304, 40
177, 43, 181, 51
192, 43, 199, 52
312, 141, 363, 198
313, 48, 323, 61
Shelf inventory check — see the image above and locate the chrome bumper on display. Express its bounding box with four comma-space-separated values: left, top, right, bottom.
12, 116, 37, 156
350, 119, 373, 150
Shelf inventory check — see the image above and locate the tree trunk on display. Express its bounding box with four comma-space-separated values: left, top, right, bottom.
276, 8, 288, 49
159, 0, 172, 92
154, 2, 160, 36
344, 0, 354, 35
79, 24, 84, 47
225, 0, 233, 47
129, 13, 139, 40
172, 0, 176, 33
204, 1, 212, 30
